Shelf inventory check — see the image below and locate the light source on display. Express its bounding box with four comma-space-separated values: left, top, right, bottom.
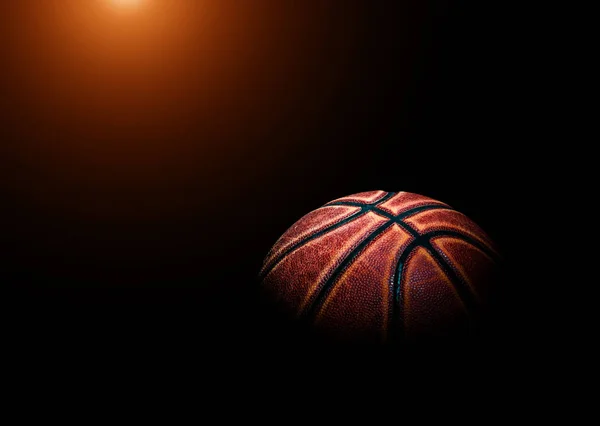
109, 0, 144, 10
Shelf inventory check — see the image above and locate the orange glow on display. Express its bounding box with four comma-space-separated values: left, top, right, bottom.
4, 2, 363, 220
108, 0, 144, 10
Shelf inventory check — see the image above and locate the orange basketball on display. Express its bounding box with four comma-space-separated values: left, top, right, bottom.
260, 191, 501, 342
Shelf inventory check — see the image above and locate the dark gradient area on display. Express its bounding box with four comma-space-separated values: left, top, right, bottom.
1, 1, 526, 369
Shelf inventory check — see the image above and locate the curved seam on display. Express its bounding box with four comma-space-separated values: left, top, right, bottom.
260, 192, 395, 279
424, 244, 479, 316
299, 220, 395, 321
388, 228, 499, 339
426, 230, 500, 262
259, 208, 368, 280
374, 191, 396, 205
325, 191, 395, 207
387, 241, 418, 342
378, 203, 452, 217
396, 205, 454, 220
389, 240, 421, 341
392, 219, 420, 238
328, 203, 455, 222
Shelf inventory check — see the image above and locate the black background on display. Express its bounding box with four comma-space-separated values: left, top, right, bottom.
2, 1, 530, 372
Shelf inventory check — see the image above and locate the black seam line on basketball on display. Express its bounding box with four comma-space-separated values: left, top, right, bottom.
388, 241, 420, 342
323, 191, 395, 208
299, 220, 396, 322
425, 243, 478, 316
426, 230, 501, 263
374, 191, 396, 205
388, 229, 498, 340
330, 203, 395, 219
259, 209, 369, 280
327, 202, 454, 221
388, 231, 498, 337
259, 192, 392, 279
391, 218, 420, 238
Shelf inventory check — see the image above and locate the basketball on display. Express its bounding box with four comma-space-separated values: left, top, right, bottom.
260, 190, 501, 342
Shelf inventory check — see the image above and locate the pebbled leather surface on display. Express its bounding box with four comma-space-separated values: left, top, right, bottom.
314, 224, 411, 343
328, 190, 389, 205
377, 191, 449, 216
430, 237, 496, 304
262, 205, 360, 274
402, 246, 467, 336
405, 209, 497, 254
262, 212, 387, 316
261, 191, 500, 342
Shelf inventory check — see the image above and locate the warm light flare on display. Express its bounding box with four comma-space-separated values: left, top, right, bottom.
109, 0, 144, 10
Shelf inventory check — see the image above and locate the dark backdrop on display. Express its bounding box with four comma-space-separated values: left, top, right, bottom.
2, 1, 526, 367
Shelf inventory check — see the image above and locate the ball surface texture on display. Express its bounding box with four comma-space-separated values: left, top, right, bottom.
260, 191, 500, 342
